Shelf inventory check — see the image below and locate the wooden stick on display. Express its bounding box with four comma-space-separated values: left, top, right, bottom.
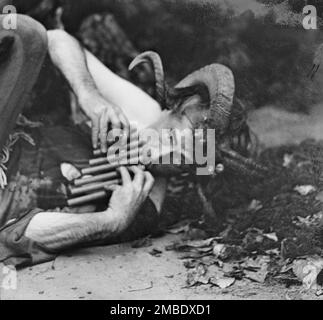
67, 191, 108, 207
90, 156, 110, 166
106, 147, 142, 163
82, 154, 142, 175
81, 162, 121, 175
70, 179, 121, 196
93, 128, 140, 156
90, 140, 143, 166
74, 171, 119, 187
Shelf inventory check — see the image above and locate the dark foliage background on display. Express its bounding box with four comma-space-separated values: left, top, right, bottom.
1, 0, 323, 113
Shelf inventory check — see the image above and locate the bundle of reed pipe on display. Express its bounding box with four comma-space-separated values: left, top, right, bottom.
67, 128, 145, 207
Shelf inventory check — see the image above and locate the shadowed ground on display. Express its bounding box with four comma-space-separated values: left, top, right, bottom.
0, 235, 310, 300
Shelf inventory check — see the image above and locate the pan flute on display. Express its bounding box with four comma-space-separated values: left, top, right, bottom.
67, 128, 144, 207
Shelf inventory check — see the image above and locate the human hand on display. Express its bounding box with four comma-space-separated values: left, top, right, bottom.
105, 166, 154, 232
80, 91, 129, 152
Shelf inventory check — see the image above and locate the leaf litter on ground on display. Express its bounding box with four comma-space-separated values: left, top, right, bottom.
164, 140, 323, 294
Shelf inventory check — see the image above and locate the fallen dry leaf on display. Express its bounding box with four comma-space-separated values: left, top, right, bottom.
213, 244, 226, 258
166, 238, 217, 257
295, 212, 323, 227
186, 264, 209, 287
244, 268, 268, 283
264, 232, 278, 242
212, 244, 244, 261
316, 289, 323, 296
248, 199, 263, 212
241, 256, 270, 283
265, 248, 280, 256
180, 250, 213, 260
184, 238, 217, 248
209, 277, 235, 289
294, 185, 316, 196
292, 256, 323, 290
283, 154, 294, 168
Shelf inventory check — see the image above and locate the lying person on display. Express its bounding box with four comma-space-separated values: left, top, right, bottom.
0, 14, 244, 268
0, 14, 165, 267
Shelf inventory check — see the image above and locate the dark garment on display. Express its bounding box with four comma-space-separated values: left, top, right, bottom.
0, 14, 47, 154
0, 14, 53, 267
0, 124, 93, 268
0, 208, 55, 268
0, 125, 159, 268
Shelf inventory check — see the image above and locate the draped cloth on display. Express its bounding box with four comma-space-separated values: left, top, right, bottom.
0, 15, 52, 267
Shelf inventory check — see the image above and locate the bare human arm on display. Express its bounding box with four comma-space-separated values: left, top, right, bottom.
25, 167, 154, 251
47, 29, 129, 152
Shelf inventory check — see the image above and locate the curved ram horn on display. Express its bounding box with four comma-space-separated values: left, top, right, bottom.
175, 64, 235, 134
129, 51, 166, 107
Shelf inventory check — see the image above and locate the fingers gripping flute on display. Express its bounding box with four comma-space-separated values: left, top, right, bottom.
66, 129, 268, 207
67, 128, 146, 207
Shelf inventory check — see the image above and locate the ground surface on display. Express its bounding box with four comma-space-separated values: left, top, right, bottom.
0, 235, 317, 300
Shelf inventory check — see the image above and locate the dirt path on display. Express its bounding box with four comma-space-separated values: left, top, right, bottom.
1, 234, 314, 300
